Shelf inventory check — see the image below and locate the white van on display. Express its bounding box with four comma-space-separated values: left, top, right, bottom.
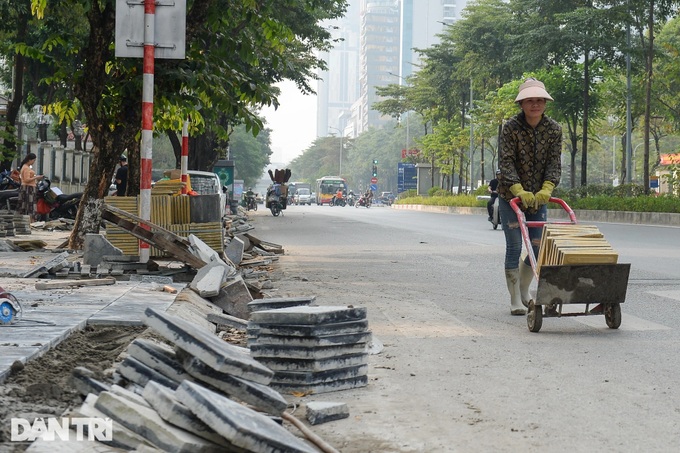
187, 170, 227, 217
295, 188, 312, 205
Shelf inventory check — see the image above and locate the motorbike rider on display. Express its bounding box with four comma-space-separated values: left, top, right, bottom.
487, 170, 501, 221
334, 188, 344, 206
245, 187, 255, 208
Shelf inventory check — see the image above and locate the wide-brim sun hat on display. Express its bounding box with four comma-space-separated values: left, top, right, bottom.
515, 78, 554, 102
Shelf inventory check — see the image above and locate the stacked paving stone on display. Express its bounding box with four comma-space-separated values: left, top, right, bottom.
0, 211, 15, 237
13, 213, 31, 235
248, 305, 371, 394
73, 307, 316, 452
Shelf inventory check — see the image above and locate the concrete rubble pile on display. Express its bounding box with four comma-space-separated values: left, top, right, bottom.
66, 307, 319, 452
11, 213, 360, 451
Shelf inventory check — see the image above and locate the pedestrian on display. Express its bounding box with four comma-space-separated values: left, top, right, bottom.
498, 78, 562, 315
487, 169, 501, 221
115, 155, 128, 196
16, 153, 44, 222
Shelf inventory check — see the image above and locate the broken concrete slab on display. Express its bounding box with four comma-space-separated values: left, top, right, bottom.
74, 393, 155, 451
249, 305, 367, 325
225, 236, 245, 265
142, 307, 273, 385
175, 380, 317, 453
141, 381, 240, 449
305, 401, 350, 425
94, 390, 224, 452
189, 261, 227, 298
246, 296, 316, 313
126, 338, 192, 384
167, 288, 222, 334
82, 234, 123, 267
187, 235, 235, 276
23, 251, 70, 278
117, 356, 180, 390
209, 275, 253, 320
71, 366, 111, 397
234, 234, 250, 251
206, 312, 248, 331
178, 352, 288, 416
110, 384, 153, 408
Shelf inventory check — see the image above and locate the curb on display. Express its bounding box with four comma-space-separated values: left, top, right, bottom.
392, 204, 680, 227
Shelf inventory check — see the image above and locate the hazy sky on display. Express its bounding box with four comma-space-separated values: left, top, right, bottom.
261, 80, 317, 165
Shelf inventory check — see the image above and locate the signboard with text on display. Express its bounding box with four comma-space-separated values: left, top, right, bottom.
401, 148, 421, 159
398, 163, 417, 193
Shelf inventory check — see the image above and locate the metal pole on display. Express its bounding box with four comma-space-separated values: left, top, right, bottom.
625, 5, 633, 183
469, 80, 474, 191
181, 120, 189, 194
339, 134, 343, 177
139, 0, 156, 263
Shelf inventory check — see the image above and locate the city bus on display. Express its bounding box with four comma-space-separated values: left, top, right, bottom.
316, 176, 348, 205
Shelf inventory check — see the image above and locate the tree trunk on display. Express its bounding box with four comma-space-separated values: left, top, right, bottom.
581, 51, 590, 187
1, 5, 29, 169
643, 1, 654, 194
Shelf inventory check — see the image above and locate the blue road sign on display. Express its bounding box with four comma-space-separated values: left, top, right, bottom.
370, 184, 377, 192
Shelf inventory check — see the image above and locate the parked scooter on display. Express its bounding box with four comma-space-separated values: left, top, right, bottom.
0, 189, 18, 211
35, 178, 82, 221
0, 170, 20, 191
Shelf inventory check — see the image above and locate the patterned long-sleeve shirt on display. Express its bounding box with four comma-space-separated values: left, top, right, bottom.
498, 111, 562, 213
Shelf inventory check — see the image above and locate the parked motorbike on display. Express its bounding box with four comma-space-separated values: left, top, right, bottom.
0, 170, 20, 191
0, 189, 19, 211
355, 195, 371, 208
35, 178, 82, 221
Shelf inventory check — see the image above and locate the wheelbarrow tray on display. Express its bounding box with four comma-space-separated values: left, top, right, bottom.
535, 263, 631, 306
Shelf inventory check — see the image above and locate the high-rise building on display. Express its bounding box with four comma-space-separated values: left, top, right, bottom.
317, 1, 469, 138
316, 2, 361, 138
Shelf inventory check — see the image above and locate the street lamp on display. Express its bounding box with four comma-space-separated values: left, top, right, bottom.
328, 126, 343, 177
388, 72, 410, 152
632, 139, 654, 182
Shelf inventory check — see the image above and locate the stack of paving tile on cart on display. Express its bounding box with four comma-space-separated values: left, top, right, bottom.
248, 305, 371, 394
537, 224, 618, 268
0, 211, 15, 237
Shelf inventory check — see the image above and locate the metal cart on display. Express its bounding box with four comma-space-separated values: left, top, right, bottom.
510, 197, 631, 333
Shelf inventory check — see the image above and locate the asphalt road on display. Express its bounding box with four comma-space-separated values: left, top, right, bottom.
249, 203, 680, 453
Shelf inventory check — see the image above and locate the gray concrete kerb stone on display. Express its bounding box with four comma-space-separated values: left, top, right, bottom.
175, 380, 317, 453
141, 307, 274, 385
189, 260, 227, 298
305, 401, 350, 425
82, 233, 123, 266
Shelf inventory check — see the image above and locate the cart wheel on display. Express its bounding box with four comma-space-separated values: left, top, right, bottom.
604, 303, 621, 329
527, 301, 542, 333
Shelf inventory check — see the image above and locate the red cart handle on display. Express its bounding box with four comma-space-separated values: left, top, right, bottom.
508, 197, 578, 279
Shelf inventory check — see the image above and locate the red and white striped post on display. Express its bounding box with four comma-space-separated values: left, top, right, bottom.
181, 120, 189, 194
139, 0, 156, 263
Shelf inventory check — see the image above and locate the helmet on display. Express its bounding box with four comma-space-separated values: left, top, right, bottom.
119, 155, 127, 162
495, 169, 501, 175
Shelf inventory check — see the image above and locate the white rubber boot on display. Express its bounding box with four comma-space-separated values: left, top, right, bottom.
505, 268, 527, 316
519, 260, 534, 308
